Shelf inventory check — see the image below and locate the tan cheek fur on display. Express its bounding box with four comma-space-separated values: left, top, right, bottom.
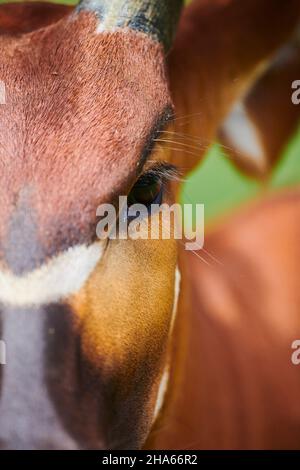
68, 208, 178, 424
69, 239, 177, 428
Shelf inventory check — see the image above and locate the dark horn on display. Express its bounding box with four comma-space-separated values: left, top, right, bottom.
76, 0, 184, 51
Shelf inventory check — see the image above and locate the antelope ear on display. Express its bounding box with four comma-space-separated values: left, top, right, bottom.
166, 0, 300, 176
0, 2, 71, 34
218, 37, 300, 180
76, 0, 183, 51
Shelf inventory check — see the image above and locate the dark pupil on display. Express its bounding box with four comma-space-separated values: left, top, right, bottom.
129, 176, 162, 206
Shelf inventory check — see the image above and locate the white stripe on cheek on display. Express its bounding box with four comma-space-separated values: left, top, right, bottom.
152, 266, 181, 424
0, 241, 106, 307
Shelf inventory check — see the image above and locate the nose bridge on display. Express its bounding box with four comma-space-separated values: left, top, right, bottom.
0, 304, 79, 449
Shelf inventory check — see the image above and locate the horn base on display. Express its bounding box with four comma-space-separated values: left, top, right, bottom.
77, 0, 183, 50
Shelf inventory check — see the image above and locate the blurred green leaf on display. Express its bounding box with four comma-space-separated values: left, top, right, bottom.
181, 125, 300, 222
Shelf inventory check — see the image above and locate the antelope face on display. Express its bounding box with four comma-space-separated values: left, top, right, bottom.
0, 1, 182, 450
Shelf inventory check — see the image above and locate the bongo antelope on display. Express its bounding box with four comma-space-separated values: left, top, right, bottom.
0, 0, 299, 450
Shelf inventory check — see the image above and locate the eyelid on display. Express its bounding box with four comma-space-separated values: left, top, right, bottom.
137, 162, 179, 186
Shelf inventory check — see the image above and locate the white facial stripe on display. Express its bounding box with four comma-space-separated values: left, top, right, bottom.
152, 267, 181, 424
0, 241, 106, 307
153, 368, 169, 425
222, 102, 266, 171
170, 267, 181, 334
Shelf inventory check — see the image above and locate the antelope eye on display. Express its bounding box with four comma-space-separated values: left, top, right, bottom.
128, 173, 163, 208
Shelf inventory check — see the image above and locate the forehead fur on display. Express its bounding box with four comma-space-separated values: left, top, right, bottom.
0, 11, 171, 265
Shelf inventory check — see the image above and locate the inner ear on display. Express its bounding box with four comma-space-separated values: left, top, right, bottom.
0, 2, 73, 35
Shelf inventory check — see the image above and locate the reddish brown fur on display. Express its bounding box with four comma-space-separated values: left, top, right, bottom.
0, 6, 171, 263
0, 2, 71, 35
167, 0, 300, 173
148, 189, 300, 449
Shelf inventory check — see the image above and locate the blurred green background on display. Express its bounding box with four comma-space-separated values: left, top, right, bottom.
0, 0, 299, 223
